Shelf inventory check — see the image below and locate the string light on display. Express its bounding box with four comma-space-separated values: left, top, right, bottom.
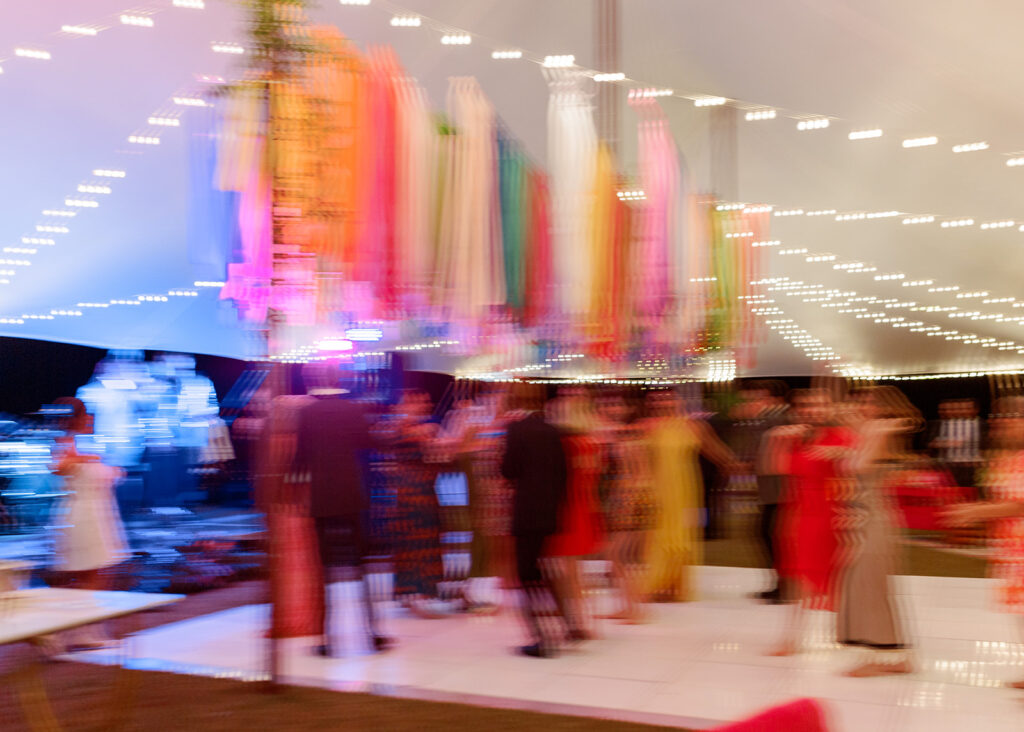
797, 118, 829, 130
1006, 157, 1024, 167
440, 34, 471, 45
751, 240, 780, 247
616, 190, 645, 200
390, 15, 421, 27
902, 136, 938, 148
743, 205, 772, 214
173, 97, 208, 107
543, 54, 575, 68
15, 49, 51, 60
64, 199, 98, 208
940, 219, 974, 228
193, 280, 226, 288
128, 135, 160, 145
744, 109, 776, 121
211, 43, 245, 54
92, 169, 126, 178
593, 72, 625, 82
337, 0, 370, 4
805, 209, 836, 216
5, 248, 36, 254
848, 128, 883, 140
120, 15, 154, 27
22, 237, 55, 245
61, 25, 98, 36
36, 225, 69, 233
147, 117, 180, 127
491, 50, 522, 60
902, 280, 934, 287
874, 273, 906, 281
980, 220, 1014, 229
774, 209, 804, 217
77, 184, 111, 195
902, 216, 934, 224
42, 210, 76, 217
694, 96, 727, 107
953, 142, 988, 153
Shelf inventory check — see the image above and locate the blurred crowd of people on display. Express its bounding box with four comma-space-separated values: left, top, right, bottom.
34, 368, 1024, 689
248, 375, 1024, 684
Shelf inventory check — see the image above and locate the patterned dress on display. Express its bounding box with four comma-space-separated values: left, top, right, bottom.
391, 425, 444, 599
986, 452, 1024, 613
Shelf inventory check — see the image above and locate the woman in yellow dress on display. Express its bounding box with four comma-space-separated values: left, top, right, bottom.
641, 390, 741, 602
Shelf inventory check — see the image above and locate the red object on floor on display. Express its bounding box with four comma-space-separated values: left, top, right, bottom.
712, 698, 830, 731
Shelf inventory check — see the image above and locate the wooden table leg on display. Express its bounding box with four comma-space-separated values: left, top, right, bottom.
7, 653, 62, 732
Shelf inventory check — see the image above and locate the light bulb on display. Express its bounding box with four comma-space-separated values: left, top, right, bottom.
120, 15, 154, 27
15, 48, 51, 60
543, 55, 575, 68
390, 15, 421, 27
902, 136, 938, 148
848, 129, 883, 140
594, 72, 625, 82
491, 50, 522, 60
61, 25, 98, 36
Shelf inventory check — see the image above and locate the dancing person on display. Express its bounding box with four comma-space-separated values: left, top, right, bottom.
751, 384, 792, 603
258, 394, 321, 640
501, 385, 569, 658
641, 389, 742, 603
770, 389, 857, 657
596, 392, 653, 624
50, 397, 129, 651
836, 386, 920, 677
293, 379, 389, 656
389, 389, 447, 618
944, 396, 1024, 688
545, 393, 603, 640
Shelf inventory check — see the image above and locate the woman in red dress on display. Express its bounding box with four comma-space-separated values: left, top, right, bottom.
545, 394, 604, 640
770, 389, 857, 656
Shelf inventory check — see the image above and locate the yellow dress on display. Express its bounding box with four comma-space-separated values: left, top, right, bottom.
644, 417, 704, 601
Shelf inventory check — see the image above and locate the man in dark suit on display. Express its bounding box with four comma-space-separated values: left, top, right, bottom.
501, 386, 569, 658
292, 384, 389, 656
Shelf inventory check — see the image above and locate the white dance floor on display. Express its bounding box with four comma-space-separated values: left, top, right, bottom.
72, 566, 1024, 730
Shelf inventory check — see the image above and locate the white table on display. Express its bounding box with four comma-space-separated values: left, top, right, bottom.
2, 587, 184, 732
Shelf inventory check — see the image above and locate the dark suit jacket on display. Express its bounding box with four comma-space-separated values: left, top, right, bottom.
501, 412, 568, 537
293, 396, 373, 517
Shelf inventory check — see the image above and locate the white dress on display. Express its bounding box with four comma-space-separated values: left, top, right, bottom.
54, 461, 129, 572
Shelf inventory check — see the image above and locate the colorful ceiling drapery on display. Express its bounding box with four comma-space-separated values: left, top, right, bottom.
197, 21, 767, 374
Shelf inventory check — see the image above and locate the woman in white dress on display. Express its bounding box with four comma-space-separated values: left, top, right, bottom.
50, 397, 129, 650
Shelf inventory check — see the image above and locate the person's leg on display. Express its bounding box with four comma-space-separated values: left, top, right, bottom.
313, 517, 335, 655
767, 579, 807, 656
515, 533, 554, 655
757, 503, 780, 599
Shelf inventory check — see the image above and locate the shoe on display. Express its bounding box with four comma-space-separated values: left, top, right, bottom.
755, 589, 782, 604
567, 629, 594, 643
313, 644, 333, 658
518, 643, 552, 658
372, 636, 395, 652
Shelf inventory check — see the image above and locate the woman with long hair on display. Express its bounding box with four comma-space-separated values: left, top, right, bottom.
945, 396, 1024, 688
545, 392, 604, 639
595, 392, 653, 624
836, 386, 921, 677
389, 389, 446, 618
641, 389, 740, 603
50, 397, 129, 650
770, 389, 857, 656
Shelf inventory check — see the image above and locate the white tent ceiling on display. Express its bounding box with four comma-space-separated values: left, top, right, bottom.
2, 0, 1022, 376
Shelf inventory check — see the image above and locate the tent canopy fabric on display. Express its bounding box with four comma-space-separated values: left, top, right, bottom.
1, 0, 1021, 375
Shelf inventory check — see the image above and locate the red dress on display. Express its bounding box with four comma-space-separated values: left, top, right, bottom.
778, 427, 856, 605
546, 434, 603, 557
